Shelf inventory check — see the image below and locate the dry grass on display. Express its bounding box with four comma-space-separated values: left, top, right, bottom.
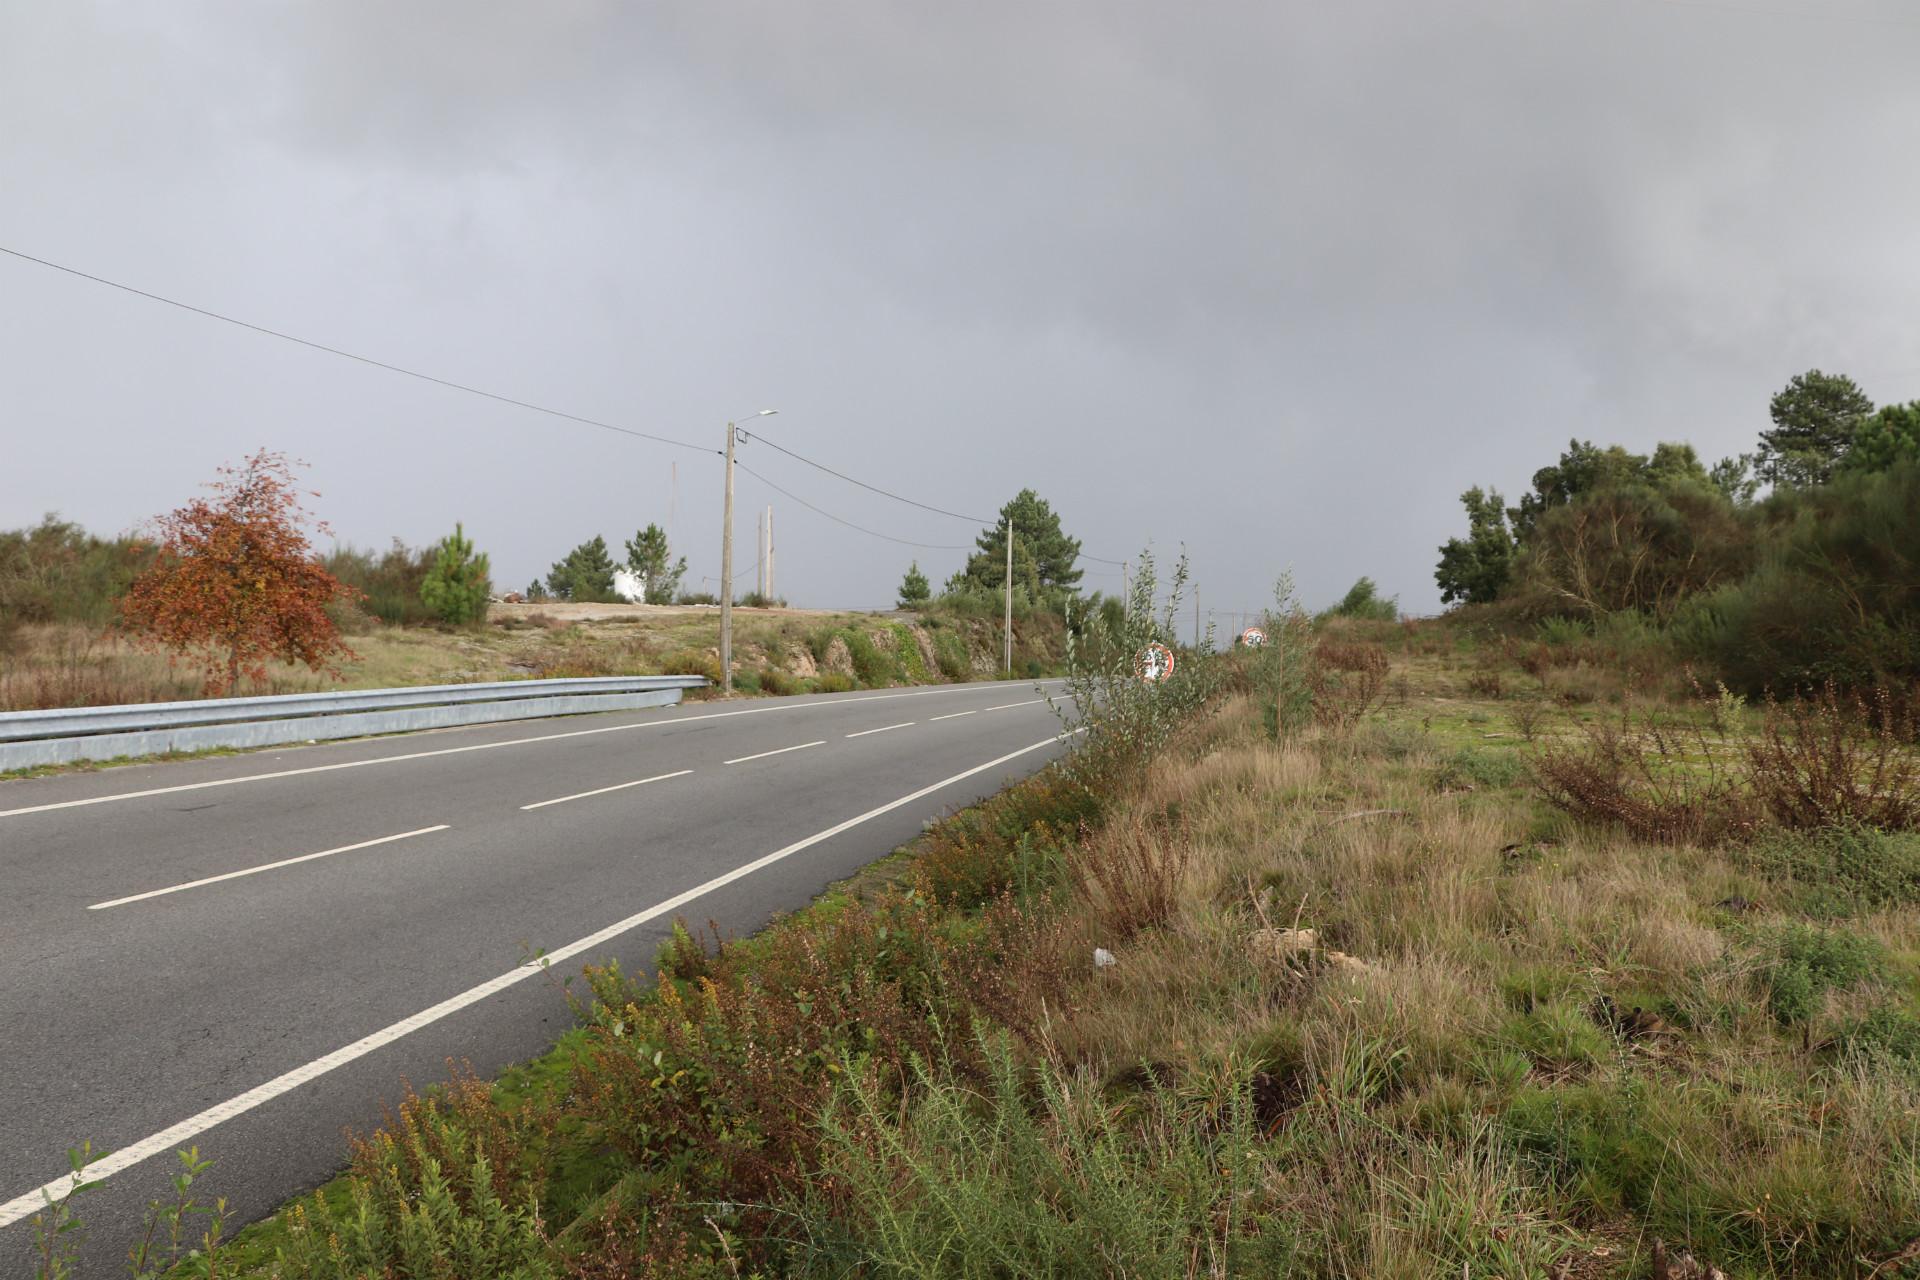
0, 609, 992, 712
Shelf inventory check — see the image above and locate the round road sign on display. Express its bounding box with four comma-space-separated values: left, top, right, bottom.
1136, 642, 1176, 684
1239, 626, 1267, 648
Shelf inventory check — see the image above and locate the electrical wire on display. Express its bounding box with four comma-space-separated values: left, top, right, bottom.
738, 431, 1129, 565
735, 461, 977, 551
2, 241, 1141, 567
0, 244, 719, 456
738, 430, 993, 524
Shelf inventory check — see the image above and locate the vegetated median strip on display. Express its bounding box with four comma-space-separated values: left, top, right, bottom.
86, 826, 451, 911
724, 741, 825, 765
0, 680, 1066, 821
845, 722, 914, 739
519, 770, 694, 812
0, 728, 1083, 1232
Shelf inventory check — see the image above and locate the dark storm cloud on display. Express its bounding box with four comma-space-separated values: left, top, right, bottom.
4, 1, 1917, 613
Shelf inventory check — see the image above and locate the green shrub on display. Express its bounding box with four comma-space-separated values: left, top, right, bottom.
1435, 746, 1529, 791
1746, 826, 1920, 911
1320, 575, 1399, 621
795, 1036, 1280, 1278
1836, 1005, 1920, 1065
325, 541, 437, 626
0, 515, 154, 626
660, 650, 722, 684
812, 673, 855, 694
933, 631, 971, 681
1751, 924, 1886, 1024
759, 667, 798, 697
419, 522, 492, 627
842, 630, 895, 686
1684, 461, 1920, 693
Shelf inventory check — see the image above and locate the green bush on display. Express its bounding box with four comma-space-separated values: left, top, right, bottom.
419, 523, 491, 627
812, 672, 855, 694
660, 650, 722, 684
1321, 575, 1399, 622
1683, 461, 1920, 693
933, 631, 971, 681
1746, 827, 1920, 912
1435, 746, 1529, 791
0, 515, 153, 626
325, 541, 437, 626
1751, 924, 1885, 1024
759, 667, 798, 697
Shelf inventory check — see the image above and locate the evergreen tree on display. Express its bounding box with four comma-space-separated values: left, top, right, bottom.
546, 536, 618, 602
622, 524, 687, 603
1434, 487, 1515, 605
1757, 369, 1873, 488
524, 579, 550, 603
419, 522, 492, 625
897, 560, 931, 609
963, 490, 1082, 591
1840, 402, 1920, 475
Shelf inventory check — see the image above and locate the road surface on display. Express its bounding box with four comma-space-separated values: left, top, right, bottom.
0, 677, 1076, 1271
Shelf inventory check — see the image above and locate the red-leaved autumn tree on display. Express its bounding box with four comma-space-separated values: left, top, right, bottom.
121, 450, 357, 695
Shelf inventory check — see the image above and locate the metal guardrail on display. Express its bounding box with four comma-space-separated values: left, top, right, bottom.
0, 675, 709, 771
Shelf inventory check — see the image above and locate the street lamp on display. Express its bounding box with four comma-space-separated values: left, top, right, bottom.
721, 409, 778, 694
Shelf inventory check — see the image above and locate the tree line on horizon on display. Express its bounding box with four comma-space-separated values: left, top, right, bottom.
1434, 368, 1920, 692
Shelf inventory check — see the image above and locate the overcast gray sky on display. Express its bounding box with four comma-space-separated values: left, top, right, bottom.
4, 1, 1917, 616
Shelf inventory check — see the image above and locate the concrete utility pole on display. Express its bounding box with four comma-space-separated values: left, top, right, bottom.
1003, 517, 1013, 675
766, 506, 774, 600
1194, 588, 1200, 649
720, 410, 778, 695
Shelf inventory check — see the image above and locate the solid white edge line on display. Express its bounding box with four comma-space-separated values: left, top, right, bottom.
723, 740, 825, 766
519, 769, 693, 811
0, 682, 1067, 821
929, 710, 977, 721
0, 727, 1084, 1230
86, 826, 452, 911
845, 722, 913, 739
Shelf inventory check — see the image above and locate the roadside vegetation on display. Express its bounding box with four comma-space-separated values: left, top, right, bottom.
1, 461, 1104, 712
32, 532, 1920, 1277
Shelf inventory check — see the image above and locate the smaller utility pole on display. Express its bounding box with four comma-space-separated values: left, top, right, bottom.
1194, 588, 1200, 649
766, 506, 774, 600
720, 420, 737, 692
1003, 517, 1013, 675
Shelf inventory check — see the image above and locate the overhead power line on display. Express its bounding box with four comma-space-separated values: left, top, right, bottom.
739, 429, 994, 524
735, 462, 975, 552
0, 243, 719, 456
3, 240, 1137, 569
737, 428, 1129, 566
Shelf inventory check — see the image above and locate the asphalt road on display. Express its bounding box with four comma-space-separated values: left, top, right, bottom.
0, 677, 1077, 1272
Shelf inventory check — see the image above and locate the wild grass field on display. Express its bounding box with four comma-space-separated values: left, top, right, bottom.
38, 608, 1920, 1279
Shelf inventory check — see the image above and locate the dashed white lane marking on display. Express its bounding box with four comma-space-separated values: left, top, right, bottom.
519, 770, 693, 812
87, 826, 451, 911
930, 710, 977, 721
0, 681, 1068, 821
845, 722, 914, 739
982, 698, 1049, 711
724, 740, 825, 765
0, 729, 1081, 1230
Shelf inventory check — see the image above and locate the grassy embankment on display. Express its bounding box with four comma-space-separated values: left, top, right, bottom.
0, 603, 1068, 713
40, 612, 1920, 1279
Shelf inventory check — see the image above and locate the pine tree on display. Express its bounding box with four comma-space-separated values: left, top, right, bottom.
897, 560, 931, 609
623, 524, 687, 603
419, 523, 492, 625
1757, 369, 1874, 488
546, 536, 618, 602
963, 490, 1082, 591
